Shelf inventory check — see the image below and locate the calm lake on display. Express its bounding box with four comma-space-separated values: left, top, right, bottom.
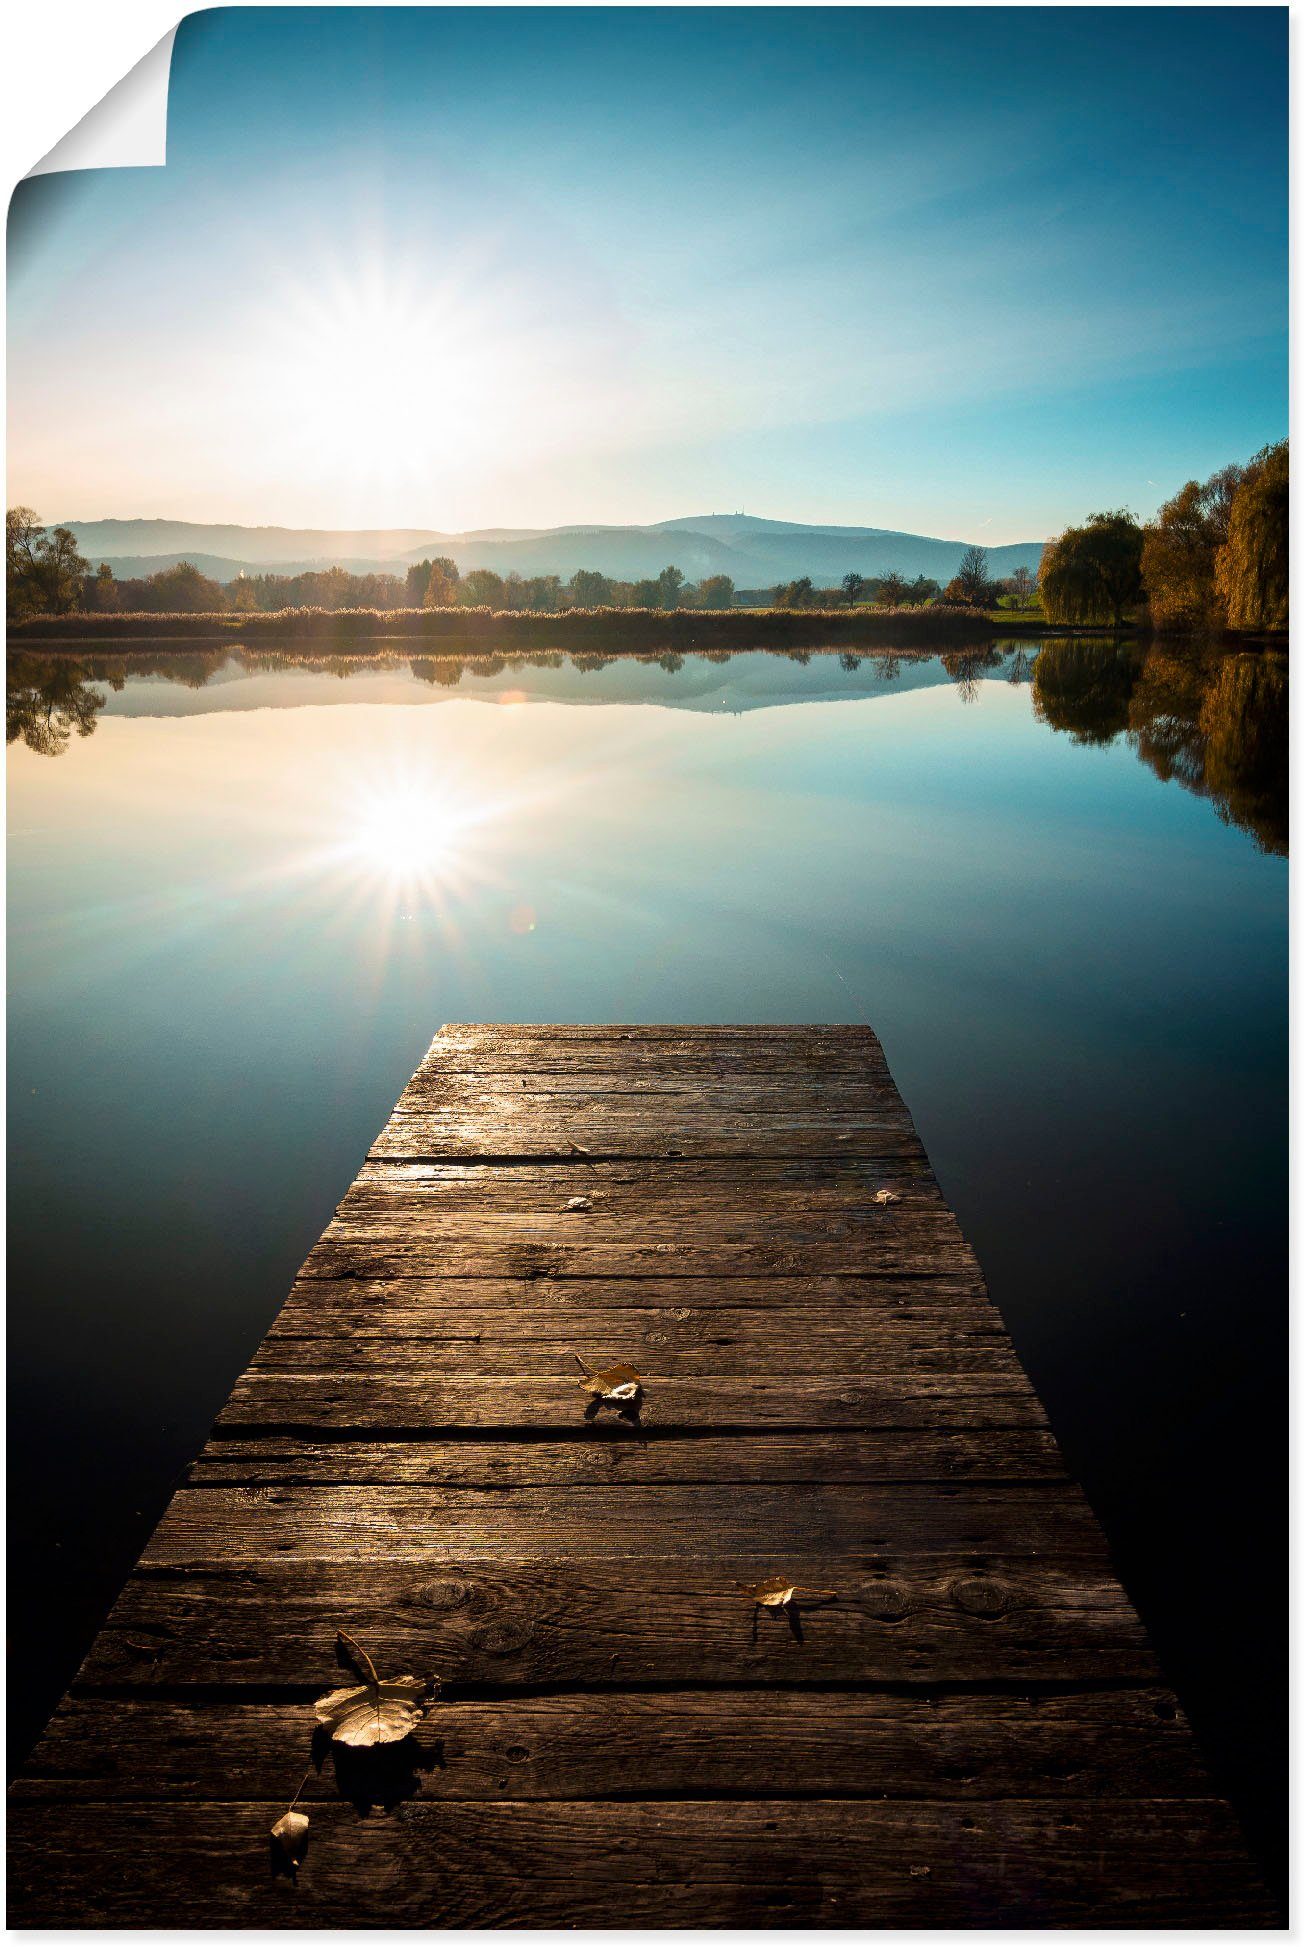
7, 639, 1287, 1882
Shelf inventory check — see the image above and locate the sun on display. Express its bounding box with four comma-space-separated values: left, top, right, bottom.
257, 253, 516, 508
346, 779, 467, 887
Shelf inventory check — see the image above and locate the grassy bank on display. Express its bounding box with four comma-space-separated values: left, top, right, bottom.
8, 602, 1014, 651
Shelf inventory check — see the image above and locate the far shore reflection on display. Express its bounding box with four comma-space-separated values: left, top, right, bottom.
7, 638, 1286, 856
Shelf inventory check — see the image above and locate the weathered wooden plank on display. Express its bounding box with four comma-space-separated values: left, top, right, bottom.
13, 1691, 1206, 1803
276, 1271, 993, 1311
217, 1372, 1047, 1432
253, 1308, 1021, 1375
371, 1116, 922, 1160
139, 1483, 1105, 1567
348, 1154, 943, 1196
299, 1235, 979, 1279
75, 1557, 1159, 1689
7, 1800, 1275, 1928
189, 1430, 1067, 1486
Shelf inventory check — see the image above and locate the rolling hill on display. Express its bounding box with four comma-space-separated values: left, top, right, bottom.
58, 513, 1044, 587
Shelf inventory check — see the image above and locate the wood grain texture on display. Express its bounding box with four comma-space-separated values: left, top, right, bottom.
9, 1023, 1271, 1927
77, 1557, 1158, 1687
7, 1801, 1274, 1928
188, 1428, 1069, 1484
14, 1691, 1207, 1802
216, 1371, 1048, 1432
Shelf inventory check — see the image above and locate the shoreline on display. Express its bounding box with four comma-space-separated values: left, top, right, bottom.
6, 605, 1136, 651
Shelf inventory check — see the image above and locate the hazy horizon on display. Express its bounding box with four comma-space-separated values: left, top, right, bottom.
9, 8, 1287, 537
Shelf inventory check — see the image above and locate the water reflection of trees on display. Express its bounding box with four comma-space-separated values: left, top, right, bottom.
1033, 640, 1287, 855
7, 656, 109, 756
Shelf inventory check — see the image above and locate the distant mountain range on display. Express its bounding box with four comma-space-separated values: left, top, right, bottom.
59, 513, 1045, 586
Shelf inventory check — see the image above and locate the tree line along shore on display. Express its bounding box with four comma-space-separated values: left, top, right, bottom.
6, 441, 1285, 640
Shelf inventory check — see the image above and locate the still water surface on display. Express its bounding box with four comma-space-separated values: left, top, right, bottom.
8, 641, 1286, 1880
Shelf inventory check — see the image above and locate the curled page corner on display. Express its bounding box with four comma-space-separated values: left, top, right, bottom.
26, 26, 178, 177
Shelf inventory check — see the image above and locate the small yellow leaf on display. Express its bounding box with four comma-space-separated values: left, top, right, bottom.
270, 1809, 309, 1864
742, 1575, 838, 1608
873, 1189, 901, 1205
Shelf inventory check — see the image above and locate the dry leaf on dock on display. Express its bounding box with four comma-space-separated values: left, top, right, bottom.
741, 1576, 838, 1609
269, 1809, 310, 1865
314, 1631, 432, 1747
564, 1195, 593, 1212
873, 1189, 901, 1205
575, 1354, 642, 1402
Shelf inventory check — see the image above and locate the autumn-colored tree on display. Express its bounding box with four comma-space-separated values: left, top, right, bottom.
1215, 441, 1288, 632
876, 570, 907, 605
90, 562, 120, 612
1039, 511, 1143, 629
424, 557, 459, 608
1140, 468, 1241, 633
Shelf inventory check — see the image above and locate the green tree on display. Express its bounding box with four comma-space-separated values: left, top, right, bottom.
906, 576, 939, 606
631, 577, 662, 607
7, 508, 89, 616
841, 572, 867, 605
656, 565, 685, 609
139, 561, 226, 612
1215, 441, 1288, 632
569, 569, 614, 607
459, 568, 506, 608
774, 576, 815, 608
91, 562, 119, 611
1039, 511, 1144, 629
696, 574, 734, 609
1141, 469, 1241, 633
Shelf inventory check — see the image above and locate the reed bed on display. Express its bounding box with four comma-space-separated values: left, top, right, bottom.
9, 602, 999, 651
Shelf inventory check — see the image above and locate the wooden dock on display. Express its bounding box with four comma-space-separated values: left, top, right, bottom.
10, 1025, 1272, 1926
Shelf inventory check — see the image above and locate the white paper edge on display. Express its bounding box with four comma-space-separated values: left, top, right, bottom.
26, 25, 177, 177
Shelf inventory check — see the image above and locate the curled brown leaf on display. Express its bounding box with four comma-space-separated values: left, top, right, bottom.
741, 1575, 838, 1608
270, 1808, 310, 1865
574, 1353, 642, 1402
315, 1631, 432, 1747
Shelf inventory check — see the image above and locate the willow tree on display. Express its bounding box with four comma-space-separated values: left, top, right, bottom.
1038, 511, 1144, 629
1140, 467, 1241, 633
1216, 441, 1288, 631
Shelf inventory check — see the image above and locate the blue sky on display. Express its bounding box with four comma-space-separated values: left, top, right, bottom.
8, 6, 1287, 538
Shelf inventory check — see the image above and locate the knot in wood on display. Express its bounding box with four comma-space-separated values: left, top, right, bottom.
950, 1575, 1015, 1618
861, 1582, 913, 1623
470, 1616, 537, 1657
407, 1576, 472, 1614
